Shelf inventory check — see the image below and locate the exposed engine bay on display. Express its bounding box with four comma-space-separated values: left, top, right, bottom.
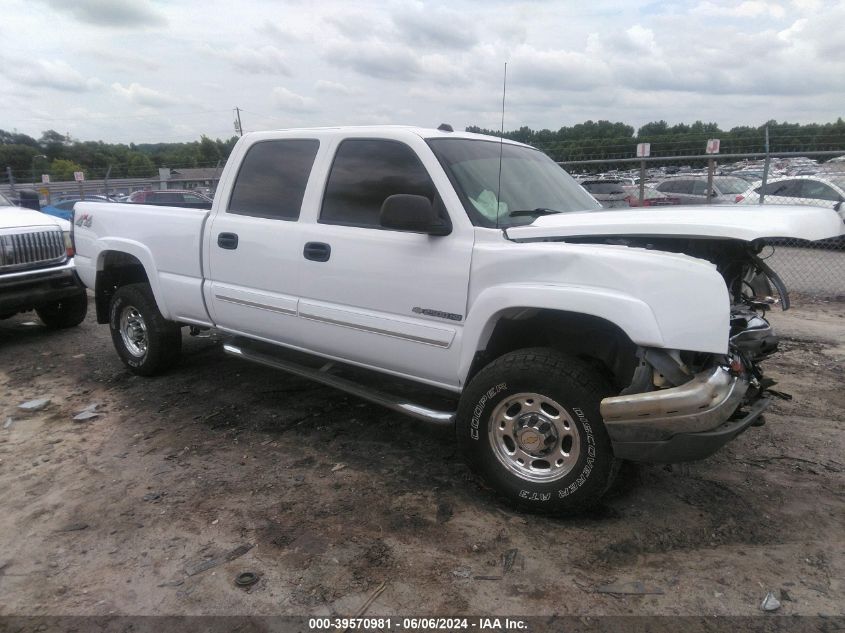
565, 235, 790, 413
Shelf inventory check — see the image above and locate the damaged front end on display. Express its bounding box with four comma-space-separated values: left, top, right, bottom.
598, 237, 790, 462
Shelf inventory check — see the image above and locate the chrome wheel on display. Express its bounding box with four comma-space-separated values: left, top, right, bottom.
119, 305, 148, 358
488, 392, 581, 483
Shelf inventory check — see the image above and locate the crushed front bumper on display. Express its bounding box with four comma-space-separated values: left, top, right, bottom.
600, 364, 769, 462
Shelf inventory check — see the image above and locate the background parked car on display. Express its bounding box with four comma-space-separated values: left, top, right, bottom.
127, 190, 212, 209
621, 185, 681, 207
728, 170, 764, 184
41, 195, 112, 221
736, 175, 845, 209
579, 179, 630, 208
654, 176, 750, 204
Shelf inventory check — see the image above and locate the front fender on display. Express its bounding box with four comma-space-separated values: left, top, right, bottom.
459, 284, 665, 382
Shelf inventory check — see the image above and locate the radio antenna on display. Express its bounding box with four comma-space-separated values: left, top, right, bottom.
495, 62, 507, 230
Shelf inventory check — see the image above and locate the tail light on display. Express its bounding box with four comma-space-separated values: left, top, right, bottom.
67, 208, 76, 257
63, 231, 74, 257
735, 195, 744, 203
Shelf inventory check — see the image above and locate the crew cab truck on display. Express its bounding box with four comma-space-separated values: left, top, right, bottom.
73, 127, 844, 514
1, 192, 88, 329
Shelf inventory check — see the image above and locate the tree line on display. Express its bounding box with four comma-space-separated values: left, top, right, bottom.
0, 129, 239, 183
3, 119, 844, 183
466, 118, 845, 162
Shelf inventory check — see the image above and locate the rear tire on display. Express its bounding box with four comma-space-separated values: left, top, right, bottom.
457, 348, 619, 515
109, 283, 181, 376
36, 291, 88, 329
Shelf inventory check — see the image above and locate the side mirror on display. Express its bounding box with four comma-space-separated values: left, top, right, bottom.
834, 200, 842, 212
380, 194, 451, 236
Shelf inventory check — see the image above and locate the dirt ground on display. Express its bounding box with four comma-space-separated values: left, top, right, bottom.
0, 296, 842, 617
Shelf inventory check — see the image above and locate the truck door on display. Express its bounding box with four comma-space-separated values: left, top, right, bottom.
297, 137, 473, 390
206, 138, 320, 345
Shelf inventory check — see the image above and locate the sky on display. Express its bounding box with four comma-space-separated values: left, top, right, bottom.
1, 0, 843, 144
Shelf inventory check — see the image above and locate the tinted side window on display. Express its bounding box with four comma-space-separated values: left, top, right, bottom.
228, 139, 320, 220
320, 139, 436, 228
691, 180, 708, 195
800, 180, 840, 201
763, 180, 801, 197
155, 192, 183, 204
673, 180, 694, 194
656, 181, 675, 193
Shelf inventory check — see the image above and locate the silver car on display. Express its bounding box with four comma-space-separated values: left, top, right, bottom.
580, 179, 630, 209
655, 176, 750, 205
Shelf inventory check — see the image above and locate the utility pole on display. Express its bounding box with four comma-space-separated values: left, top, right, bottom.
760, 124, 770, 205
6, 166, 15, 196
234, 107, 243, 137
104, 165, 112, 198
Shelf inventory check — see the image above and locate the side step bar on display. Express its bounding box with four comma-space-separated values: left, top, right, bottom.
223, 343, 456, 426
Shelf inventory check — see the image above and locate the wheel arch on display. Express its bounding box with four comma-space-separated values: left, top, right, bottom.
460, 285, 665, 389
94, 244, 167, 324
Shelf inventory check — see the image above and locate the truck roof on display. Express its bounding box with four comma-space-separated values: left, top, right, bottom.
242, 125, 533, 148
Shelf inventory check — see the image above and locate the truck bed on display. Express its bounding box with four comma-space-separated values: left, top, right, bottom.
73, 201, 212, 326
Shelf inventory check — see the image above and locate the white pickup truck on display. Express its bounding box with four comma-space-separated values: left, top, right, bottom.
73, 126, 844, 514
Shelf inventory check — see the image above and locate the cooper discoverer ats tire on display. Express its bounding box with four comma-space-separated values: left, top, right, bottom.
457, 348, 619, 514
109, 283, 181, 376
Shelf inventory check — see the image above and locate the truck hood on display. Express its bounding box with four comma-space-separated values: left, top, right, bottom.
0, 205, 67, 231
505, 204, 845, 243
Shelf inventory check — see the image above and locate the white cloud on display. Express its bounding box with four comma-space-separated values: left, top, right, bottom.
315, 80, 355, 95
34, 0, 166, 27
791, 0, 822, 10
693, 1, 786, 18
271, 87, 315, 111
199, 44, 292, 76
112, 82, 180, 107
1, 58, 102, 93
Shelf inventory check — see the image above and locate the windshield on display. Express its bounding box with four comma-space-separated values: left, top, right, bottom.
427, 138, 601, 228
0, 192, 12, 207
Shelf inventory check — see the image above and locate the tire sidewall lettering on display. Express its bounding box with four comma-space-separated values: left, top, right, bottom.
470, 382, 507, 441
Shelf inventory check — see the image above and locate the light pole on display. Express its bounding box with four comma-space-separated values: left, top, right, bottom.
31, 154, 47, 184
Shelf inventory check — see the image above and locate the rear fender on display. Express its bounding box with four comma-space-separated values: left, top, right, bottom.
95, 238, 170, 319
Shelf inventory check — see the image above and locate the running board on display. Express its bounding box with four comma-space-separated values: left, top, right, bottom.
223, 343, 456, 426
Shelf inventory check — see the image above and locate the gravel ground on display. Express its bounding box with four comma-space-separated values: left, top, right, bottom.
0, 298, 842, 617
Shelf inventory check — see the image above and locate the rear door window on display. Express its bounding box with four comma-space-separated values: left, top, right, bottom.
800, 180, 840, 201
691, 180, 708, 195
228, 139, 320, 220
760, 180, 802, 197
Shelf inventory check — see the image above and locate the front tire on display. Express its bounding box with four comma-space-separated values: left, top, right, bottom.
36, 291, 88, 329
109, 283, 181, 376
457, 348, 619, 515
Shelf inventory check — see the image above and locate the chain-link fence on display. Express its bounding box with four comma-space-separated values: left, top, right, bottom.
562, 151, 845, 299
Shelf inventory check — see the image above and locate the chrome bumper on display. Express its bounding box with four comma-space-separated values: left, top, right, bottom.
600, 365, 749, 443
